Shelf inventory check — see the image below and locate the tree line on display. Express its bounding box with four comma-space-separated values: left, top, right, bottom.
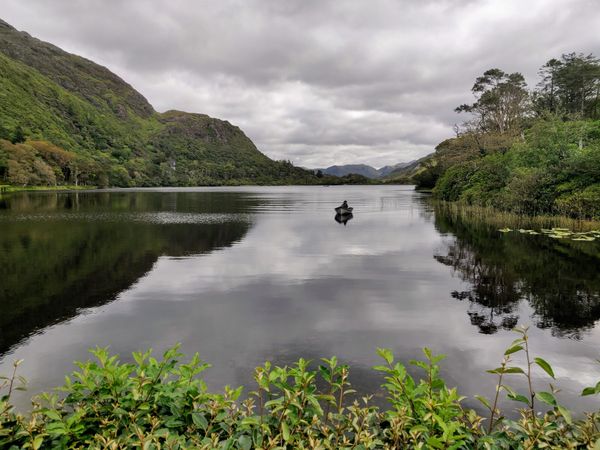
416, 52, 600, 220
455, 52, 600, 135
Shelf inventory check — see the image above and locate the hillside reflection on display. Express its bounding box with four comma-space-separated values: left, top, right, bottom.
0, 191, 252, 354
433, 205, 600, 338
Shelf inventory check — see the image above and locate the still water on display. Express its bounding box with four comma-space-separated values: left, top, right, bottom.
1, 186, 599, 413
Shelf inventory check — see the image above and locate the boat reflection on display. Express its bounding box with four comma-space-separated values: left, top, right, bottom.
334, 213, 353, 226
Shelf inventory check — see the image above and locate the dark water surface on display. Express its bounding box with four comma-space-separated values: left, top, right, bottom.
1, 186, 599, 413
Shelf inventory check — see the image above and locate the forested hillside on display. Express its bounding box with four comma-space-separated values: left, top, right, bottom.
0, 19, 317, 187
414, 53, 600, 219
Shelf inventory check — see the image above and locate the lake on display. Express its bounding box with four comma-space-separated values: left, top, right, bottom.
1, 186, 599, 414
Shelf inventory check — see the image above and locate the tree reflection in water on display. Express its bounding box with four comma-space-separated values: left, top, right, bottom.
433, 205, 600, 339
0, 191, 252, 354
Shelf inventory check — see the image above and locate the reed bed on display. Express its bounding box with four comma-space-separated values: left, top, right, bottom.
433, 201, 600, 233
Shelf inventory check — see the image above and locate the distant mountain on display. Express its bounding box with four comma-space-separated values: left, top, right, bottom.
382, 155, 432, 183
316, 161, 417, 179
318, 164, 380, 178
0, 18, 315, 187
377, 162, 415, 178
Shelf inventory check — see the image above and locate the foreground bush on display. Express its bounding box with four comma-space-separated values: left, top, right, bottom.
1, 327, 599, 449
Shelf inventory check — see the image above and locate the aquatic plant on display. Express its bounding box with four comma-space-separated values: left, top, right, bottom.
1, 328, 599, 448
498, 226, 600, 242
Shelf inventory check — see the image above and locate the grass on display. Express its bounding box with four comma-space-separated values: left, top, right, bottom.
434, 200, 600, 232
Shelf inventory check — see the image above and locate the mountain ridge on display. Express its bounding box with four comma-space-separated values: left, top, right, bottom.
315, 161, 417, 179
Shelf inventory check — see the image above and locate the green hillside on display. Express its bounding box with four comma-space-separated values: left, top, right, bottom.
383, 156, 431, 184
0, 18, 315, 187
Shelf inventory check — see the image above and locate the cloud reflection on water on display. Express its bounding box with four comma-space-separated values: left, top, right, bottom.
1, 186, 599, 414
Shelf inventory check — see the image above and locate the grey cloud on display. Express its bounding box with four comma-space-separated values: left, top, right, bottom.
2, 0, 600, 167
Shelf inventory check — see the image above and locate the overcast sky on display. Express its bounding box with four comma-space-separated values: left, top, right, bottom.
2, 0, 600, 168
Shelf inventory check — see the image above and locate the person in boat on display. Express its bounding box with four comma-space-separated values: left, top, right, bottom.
341, 200, 348, 209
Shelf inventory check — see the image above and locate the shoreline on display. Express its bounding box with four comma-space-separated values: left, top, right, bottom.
433, 200, 600, 232
0, 184, 97, 194
0, 181, 410, 194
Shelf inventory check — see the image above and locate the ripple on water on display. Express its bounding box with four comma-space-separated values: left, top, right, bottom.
0, 212, 252, 224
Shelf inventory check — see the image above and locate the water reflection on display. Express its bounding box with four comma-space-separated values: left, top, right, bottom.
0, 191, 252, 353
434, 205, 600, 339
1, 187, 599, 415
334, 213, 353, 225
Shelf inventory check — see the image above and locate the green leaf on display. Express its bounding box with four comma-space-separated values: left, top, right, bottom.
426, 436, 444, 449
486, 366, 524, 375
536, 391, 557, 406
582, 387, 597, 396
44, 410, 62, 421
192, 413, 208, 430
423, 347, 432, 360
281, 421, 290, 442
432, 354, 446, 364
240, 417, 260, 427
504, 345, 523, 356
475, 395, 491, 410
154, 429, 169, 438
377, 348, 394, 365
410, 425, 428, 434
507, 392, 530, 404
534, 357, 555, 379
557, 405, 572, 424
238, 435, 252, 450
32, 436, 44, 450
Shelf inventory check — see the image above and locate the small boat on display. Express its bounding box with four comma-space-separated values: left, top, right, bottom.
334, 206, 353, 215
335, 200, 353, 215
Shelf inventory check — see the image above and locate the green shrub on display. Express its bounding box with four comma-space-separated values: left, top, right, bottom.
555, 184, 600, 220
433, 163, 477, 202
1, 327, 599, 449
432, 117, 600, 219
498, 168, 557, 215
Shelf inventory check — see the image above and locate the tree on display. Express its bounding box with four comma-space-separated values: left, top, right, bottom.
28, 140, 76, 183
456, 69, 529, 134
556, 53, 600, 118
7, 159, 29, 186
536, 53, 600, 119
0, 124, 11, 141
11, 125, 26, 144
535, 58, 562, 115
32, 159, 57, 186
0, 146, 7, 180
